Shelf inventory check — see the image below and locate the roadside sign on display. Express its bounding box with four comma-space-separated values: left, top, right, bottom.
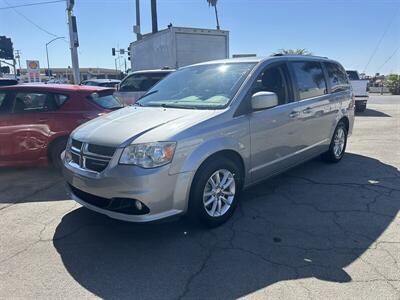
26, 60, 41, 82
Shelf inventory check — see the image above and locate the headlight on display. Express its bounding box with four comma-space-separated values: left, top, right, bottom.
119, 142, 176, 168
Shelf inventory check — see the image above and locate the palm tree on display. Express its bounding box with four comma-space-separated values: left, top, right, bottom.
273, 48, 313, 56
207, 0, 220, 30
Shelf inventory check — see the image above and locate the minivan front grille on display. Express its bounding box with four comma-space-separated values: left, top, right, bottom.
87, 144, 116, 157
69, 139, 116, 173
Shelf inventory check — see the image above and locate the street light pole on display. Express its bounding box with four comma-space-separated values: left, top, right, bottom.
45, 37, 64, 77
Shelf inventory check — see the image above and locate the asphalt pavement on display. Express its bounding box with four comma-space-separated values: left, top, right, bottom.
0, 95, 399, 299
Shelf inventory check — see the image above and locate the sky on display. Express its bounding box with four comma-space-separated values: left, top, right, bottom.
1, 0, 399, 75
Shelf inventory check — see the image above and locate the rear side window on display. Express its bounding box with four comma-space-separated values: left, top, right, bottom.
53, 94, 68, 107
346, 71, 359, 80
292, 61, 327, 100
325, 62, 350, 93
88, 92, 123, 109
119, 72, 168, 92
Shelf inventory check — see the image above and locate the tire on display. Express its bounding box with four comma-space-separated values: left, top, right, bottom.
188, 156, 243, 227
49, 138, 68, 169
355, 103, 366, 112
322, 121, 348, 163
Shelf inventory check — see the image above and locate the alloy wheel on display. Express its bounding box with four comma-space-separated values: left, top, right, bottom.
202, 169, 236, 217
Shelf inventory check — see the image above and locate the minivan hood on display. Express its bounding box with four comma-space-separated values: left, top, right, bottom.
72, 106, 218, 147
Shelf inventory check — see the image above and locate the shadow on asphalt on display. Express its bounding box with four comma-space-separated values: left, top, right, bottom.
0, 166, 66, 204
53, 153, 400, 299
356, 108, 391, 117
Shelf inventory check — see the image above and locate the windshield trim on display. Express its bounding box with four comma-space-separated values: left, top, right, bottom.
137, 62, 256, 110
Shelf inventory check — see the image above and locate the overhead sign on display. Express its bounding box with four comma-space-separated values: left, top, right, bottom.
26, 60, 41, 82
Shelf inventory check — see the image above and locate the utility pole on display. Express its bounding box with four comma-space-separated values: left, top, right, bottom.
151, 0, 158, 34
135, 0, 142, 40
14, 50, 21, 71
12, 58, 16, 79
66, 0, 80, 84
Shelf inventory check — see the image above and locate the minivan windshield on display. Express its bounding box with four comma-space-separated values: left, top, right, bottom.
137, 63, 255, 109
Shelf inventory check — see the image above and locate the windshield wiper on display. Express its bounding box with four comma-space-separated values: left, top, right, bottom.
159, 103, 198, 110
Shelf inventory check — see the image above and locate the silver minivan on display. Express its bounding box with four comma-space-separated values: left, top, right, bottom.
63, 56, 354, 227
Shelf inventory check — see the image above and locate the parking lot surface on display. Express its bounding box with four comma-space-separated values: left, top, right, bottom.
0, 95, 399, 299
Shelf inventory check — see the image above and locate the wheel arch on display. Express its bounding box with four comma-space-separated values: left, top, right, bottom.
196, 150, 245, 181
47, 135, 69, 163
339, 116, 349, 132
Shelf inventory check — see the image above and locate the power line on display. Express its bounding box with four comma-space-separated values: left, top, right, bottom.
377, 47, 400, 72
363, 8, 399, 73
0, 0, 64, 10
2, 0, 63, 38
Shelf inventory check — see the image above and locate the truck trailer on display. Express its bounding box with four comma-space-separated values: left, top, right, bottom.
129, 26, 229, 71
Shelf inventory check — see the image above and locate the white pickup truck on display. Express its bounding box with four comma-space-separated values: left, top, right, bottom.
346, 70, 369, 112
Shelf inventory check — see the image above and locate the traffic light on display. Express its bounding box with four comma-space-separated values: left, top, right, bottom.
112, 48, 116, 56
0, 36, 14, 60
127, 46, 131, 61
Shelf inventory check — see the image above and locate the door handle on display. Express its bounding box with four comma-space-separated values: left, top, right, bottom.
37, 119, 49, 124
289, 111, 299, 118
303, 107, 312, 114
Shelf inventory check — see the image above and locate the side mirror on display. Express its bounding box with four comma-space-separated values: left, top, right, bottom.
251, 91, 278, 110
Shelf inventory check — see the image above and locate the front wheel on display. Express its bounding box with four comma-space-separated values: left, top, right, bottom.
50, 139, 67, 169
322, 122, 348, 163
188, 156, 242, 227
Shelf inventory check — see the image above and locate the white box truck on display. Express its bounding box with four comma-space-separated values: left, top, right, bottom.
129, 26, 229, 71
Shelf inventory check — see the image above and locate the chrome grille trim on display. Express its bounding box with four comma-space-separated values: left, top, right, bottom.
68, 140, 115, 173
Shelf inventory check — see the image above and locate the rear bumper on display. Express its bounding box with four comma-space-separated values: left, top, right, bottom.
354, 95, 368, 103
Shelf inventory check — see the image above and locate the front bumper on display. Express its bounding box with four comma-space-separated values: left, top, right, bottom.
63, 155, 194, 222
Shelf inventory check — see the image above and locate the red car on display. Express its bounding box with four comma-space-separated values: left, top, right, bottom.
0, 84, 123, 168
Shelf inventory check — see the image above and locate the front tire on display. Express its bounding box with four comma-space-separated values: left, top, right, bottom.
50, 138, 67, 169
322, 121, 348, 163
188, 156, 242, 227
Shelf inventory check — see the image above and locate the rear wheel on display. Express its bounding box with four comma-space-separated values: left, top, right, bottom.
322, 122, 348, 163
188, 156, 242, 227
49, 138, 67, 169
